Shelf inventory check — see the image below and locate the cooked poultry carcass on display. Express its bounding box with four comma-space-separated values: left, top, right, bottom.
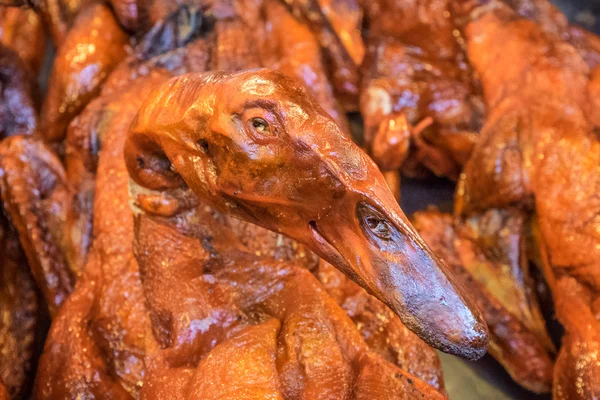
0, 39, 42, 400
0, 215, 39, 400
360, 0, 483, 181
413, 208, 554, 393
455, 1, 600, 398
31, 63, 480, 399
33, 70, 170, 398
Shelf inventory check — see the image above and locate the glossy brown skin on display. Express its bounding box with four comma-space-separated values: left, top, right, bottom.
455, 3, 600, 398
0, 216, 39, 400
125, 69, 488, 359
0, 137, 74, 315
413, 208, 554, 393
129, 182, 447, 400
0, 7, 46, 75
41, 3, 129, 144
32, 15, 217, 396
361, 0, 483, 180
34, 71, 172, 400
314, 260, 445, 391
0, 46, 38, 139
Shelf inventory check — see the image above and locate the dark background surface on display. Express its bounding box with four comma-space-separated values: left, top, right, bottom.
401, 1, 599, 398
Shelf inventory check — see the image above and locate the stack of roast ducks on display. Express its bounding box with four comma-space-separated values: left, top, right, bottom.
0, 0, 598, 398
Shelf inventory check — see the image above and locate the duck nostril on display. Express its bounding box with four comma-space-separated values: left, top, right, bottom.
357, 203, 394, 240
197, 138, 209, 153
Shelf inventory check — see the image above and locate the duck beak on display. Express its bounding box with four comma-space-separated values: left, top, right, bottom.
306, 165, 489, 360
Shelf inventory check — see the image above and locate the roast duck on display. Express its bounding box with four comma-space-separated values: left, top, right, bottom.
0, 0, 597, 398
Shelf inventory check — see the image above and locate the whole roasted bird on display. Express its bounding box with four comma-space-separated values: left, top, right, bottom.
123, 68, 483, 397
453, 1, 600, 398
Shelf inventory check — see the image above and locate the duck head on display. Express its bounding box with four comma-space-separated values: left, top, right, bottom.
124, 69, 488, 359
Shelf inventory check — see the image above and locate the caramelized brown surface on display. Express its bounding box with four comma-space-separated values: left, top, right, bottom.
131, 205, 447, 399
0, 137, 73, 315
0, 216, 39, 399
281, 0, 363, 111
30, 0, 92, 45
34, 71, 171, 399
413, 208, 554, 393
455, 1, 600, 398
0, 380, 7, 400
41, 3, 129, 144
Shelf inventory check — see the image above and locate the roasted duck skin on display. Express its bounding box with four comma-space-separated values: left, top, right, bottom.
0, 7, 46, 75
259, 0, 349, 133
41, 3, 129, 144
130, 195, 446, 399
125, 68, 488, 359
33, 70, 171, 399
413, 208, 554, 393
455, 2, 600, 398
0, 138, 74, 315
0, 216, 39, 400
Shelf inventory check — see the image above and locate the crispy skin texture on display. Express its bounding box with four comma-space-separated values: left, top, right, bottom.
0, 7, 46, 75
361, 0, 482, 179
456, 3, 600, 398
0, 218, 38, 400
131, 200, 446, 400
413, 208, 554, 393
41, 3, 129, 144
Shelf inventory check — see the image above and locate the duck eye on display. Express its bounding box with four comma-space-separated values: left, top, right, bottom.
365, 216, 392, 239
251, 117, 270, 134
